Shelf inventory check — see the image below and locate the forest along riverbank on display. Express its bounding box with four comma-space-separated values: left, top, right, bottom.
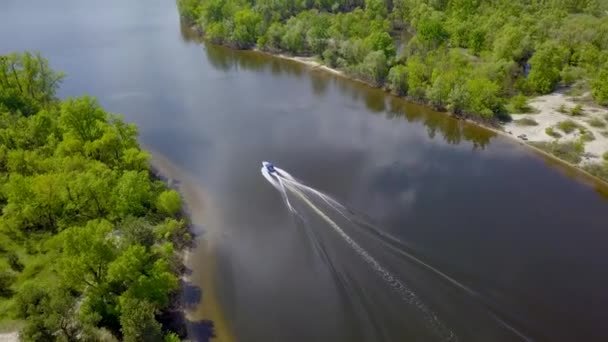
149, 151, 235, 342
0, 52, 192, 341
177, 0, 608, 184
197, 33, 608, 186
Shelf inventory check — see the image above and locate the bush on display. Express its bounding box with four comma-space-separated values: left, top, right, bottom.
592, 68, 608, 106
510, 94, 532, 113
603, 152, 608, 161
557, 104, 568, 113
556, 120, 580, 134
545, 127, 561, 138
156, 190, 182, 216
514, 118, 538, 126
570, 104, 584, 116
588, 117, 606, 128
387, 65, 408, 95
7, 252, 24, 272
583, 163, 608, 182
527, 41, 568, 94
0, 271, 15, 297
530, 140, 585, 164
581, 130, 595, 142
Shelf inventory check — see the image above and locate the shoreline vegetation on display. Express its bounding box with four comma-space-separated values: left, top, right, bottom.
177, 0, 608, 183
149, 150, 235, 342
0, 53, 193, 341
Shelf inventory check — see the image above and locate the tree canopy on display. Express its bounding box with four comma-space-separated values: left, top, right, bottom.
0, 52, 190, 341
179, 0, 608, 120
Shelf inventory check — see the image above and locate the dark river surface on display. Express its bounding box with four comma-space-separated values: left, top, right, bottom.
3, 0, 608, 341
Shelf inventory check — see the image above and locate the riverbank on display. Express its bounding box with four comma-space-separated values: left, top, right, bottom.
251, 48, 608, 186
0, 332, 17, 342
149, 151, 235, 342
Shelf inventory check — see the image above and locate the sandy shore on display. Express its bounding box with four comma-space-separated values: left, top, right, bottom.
258, 50, 608, 184
254, 49, 350, 78
504, 92, 608, 164
0, 332, 17, 342
149, 151, 235, 342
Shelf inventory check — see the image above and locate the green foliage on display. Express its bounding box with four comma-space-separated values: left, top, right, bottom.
156, 190, 182, 216
581, 129, 595, 142
119, 297, 163, 342
231, 8, 262, 48
178, 0, 608, 118
509, 94, 532, 113
531, 140, 585, 164
570, 104, 584, 116
0, 271, 15, 298
113, 171, 152, 217
514, 118, 538, 126
416, 10, 448, 48
355, 51, 388, 85
527, 41, 569, 94
603, 151, 608, 161
592, 67, 608, 105
387, 65, 408, 95
588, 117, 606, 128
583, 162, 608, 182
465, 77, 503, 118
0, 53, 188, 340
178, 0, 203, 22
0, 52, 64, 116
545, 127, 562, 138
7, 252, 24, 272
556, 120, 581, 133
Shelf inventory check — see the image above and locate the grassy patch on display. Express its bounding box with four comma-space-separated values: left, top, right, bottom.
514, 118, 539, 126
545, 127, 562, 138
581, 130, 595, 142
603, 152, 608, 161
556, 104, 568, 113
602, 131, 608, 138
570, 104, 584, 116
530, 140, 585, 164
556, 120, 581, 134
508, 94, 535, 114
564, 82, 588, 97
583, 163, 608, 182
588, 117, 607, 128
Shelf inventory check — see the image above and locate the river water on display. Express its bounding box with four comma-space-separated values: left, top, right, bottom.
2, 0, 608, 341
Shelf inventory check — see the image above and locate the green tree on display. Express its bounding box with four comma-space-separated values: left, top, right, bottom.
406, 56, 429, 100
112, 171, 152, 217
592, 67, 608, 105
231, 8, 262, 48
59, 96, 107, 142
156, 190, 182, 216
119, 296, 163, 342
358, 51, 388, 85
0, 52, 64, 116
364, 31, 396, 58
59, 220, 117, 288
527, 41, 569, 94
387, 64, 408, 95
465, 77, 502, 118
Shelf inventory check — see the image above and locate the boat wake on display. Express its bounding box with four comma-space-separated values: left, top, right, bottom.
260, 162, 532, 342
261, 162, 457, 341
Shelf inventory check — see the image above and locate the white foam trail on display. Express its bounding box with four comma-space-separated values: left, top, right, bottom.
261, 166, 296, 212
283, 180, 457, 342
280, 176, 531, 341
